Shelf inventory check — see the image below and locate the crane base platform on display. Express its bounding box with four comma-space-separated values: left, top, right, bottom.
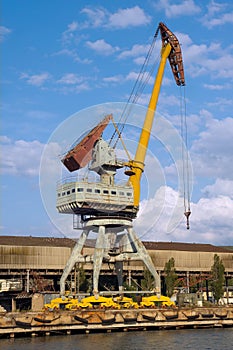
60, 217, 161, 296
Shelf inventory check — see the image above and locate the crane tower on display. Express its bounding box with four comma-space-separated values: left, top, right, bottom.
56, 23, 187, 296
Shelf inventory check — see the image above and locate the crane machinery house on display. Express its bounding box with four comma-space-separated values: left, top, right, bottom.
57, 115, 135, 219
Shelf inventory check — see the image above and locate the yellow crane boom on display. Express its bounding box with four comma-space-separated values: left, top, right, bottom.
126, 22, 185, 209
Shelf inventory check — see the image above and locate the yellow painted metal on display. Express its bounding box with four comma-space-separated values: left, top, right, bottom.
128, 43, 172, 207
141, 295, 175, 307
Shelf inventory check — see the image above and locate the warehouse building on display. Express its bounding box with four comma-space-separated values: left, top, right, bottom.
0, 236, 232, 297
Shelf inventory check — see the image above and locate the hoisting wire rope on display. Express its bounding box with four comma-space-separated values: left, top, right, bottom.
111, 116, 131, 160
113, 56, 160, 150
109, 25, 160, 152
112, 27, 160, 148
180, 86, 191, 229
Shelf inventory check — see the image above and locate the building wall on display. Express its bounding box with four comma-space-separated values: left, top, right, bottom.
148, 250, 233, 272
0, 245, 71, 270
0, 244, 232, 274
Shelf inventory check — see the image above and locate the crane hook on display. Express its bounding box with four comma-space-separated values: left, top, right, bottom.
184, 210, 191, 230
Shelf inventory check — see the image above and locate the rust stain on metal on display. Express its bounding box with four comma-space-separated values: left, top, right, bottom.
61, 114, 112, 172
159, 22, 185, 86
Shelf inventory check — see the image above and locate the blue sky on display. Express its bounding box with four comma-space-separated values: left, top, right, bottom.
1, 0, 233, 245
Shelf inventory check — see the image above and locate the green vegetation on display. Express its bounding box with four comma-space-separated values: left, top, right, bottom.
76, 265, 90, 292
141, 268, 154, 291
210, 254, 225, 302
164, 257, 178, 297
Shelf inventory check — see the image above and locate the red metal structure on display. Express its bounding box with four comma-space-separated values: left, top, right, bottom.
61, 114, 112, 172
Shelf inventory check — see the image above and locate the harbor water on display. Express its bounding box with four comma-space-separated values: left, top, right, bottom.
1, 328, 232, 350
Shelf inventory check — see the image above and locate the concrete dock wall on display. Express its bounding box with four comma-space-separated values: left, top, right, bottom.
0, 307, 233, 338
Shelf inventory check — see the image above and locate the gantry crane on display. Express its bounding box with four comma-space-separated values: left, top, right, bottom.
56, 22, 189, 296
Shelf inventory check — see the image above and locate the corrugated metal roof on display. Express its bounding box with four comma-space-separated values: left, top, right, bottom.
143, 241, 231, 253
0, 236, 231, 253
0, 236, 76, 248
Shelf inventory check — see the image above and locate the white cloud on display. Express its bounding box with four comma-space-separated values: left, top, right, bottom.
117, 27, 233, 84
80, 6, 151, 29
190, 195, 233, 245
56, 82, 90, 94
206, 12, 233, 28
206, 0, 225, 17
108, 6, 151, 28
61, 21, 79, 44
40, 142, 63, 180
126, 71, 141, 81
103, 75, 122, 83
191, 117, 233, 179
19, 71, 90, 93
204, 83, 231, 90
0, 137, 45, 176
73, 83, 90, 93
67, 22, 78, 32
39, 141, 77, 237
157, 0, 201, 18
176, 32, 233, 80
52, 49, 91, 64
20, 72, 51, 87
134, 185, 233, 246
0, 26, 11, 42
202, 1, 233, 28
0, 135, 11, 144
57, 73, 84, 85
174, 32, 193, 47
202, 179, 233, 199
86, 39, 119, 55
118, 44, 151, 60
207, 97, 233, 111
81, 7, 107, 28
134, 186, 183, 240
133, 56, 148, 66
204, 54, 233, 79
125, 71, 154, 86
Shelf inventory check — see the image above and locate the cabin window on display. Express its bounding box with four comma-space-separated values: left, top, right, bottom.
72, 188, 75, 193
58, 193, 61, 197
62, 192, 66, 196
67, 190, 70, 195
111, 191, 117, 195
127, 192, 132, 196
77, 188, 84, 192
87, 188, 92, 193
119, 191, 125, 196
103, 190, 109, 194
95, 189, 101, 193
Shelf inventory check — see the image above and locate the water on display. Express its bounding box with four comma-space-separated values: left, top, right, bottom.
1, 328, 232, 350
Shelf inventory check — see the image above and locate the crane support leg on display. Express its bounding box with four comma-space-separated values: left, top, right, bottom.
127, 227, 161, 294
60, 229, 89, 295
93, 225, 105, 296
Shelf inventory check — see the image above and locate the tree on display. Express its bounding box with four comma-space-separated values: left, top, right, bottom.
164, 257, 178, 297
210, 254, 225, 303
141, 268, 154, 291
76, 265, 88, 292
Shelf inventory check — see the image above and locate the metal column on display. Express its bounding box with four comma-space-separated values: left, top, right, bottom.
93, 225, 105, 296
60, 229, 89, 295
127, 227, 161, 294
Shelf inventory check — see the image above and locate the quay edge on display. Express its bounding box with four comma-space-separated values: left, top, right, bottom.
0, 306, 233, 338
